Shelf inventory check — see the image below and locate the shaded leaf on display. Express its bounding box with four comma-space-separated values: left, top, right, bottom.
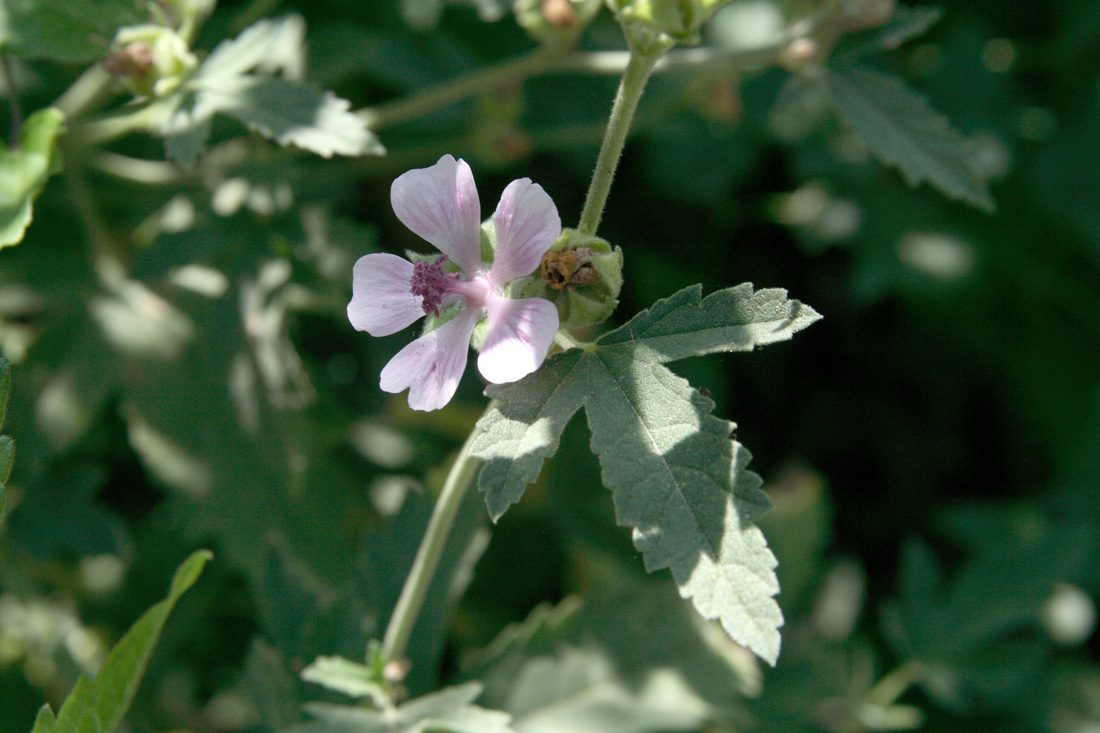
0, 0, 139, 61
160, 16, 383, 166
32, 550, 212, 733
840, 5, 945, 59
0, 107, 65, 248
827, 64, 996, 212
471, 284, 822, 665
292, 682, 515, 733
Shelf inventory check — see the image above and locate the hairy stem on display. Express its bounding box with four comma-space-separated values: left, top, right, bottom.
380, 410, 489, 664
577, 46, 664, 235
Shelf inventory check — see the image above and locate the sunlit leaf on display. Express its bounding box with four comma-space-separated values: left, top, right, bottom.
0, 107, 64, 248
32, 550, 212, 733
827, 64, 996, 212
471, 284, 821, 665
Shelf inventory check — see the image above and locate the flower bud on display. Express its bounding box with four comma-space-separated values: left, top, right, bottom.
106, 25, 197, 97
608, 0, 733, 44
507, 228, 623, 331
515, 0, 602, 48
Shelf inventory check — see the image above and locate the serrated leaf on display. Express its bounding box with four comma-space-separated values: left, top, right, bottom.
827, 64, 996, 212
0, 106, 65, 248
0, 0, 139, 61
470, 284, 821, 665
840, 5, 944, 59
34, 550, 212, 733
199, 14, 306, 82
291, 682, 515, 733
205, 76, 384, 158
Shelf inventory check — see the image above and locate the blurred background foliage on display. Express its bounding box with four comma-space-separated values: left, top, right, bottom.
1, 0, 1099, 730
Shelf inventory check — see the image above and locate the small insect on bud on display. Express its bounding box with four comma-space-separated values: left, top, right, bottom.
543, 0, 578, 28
541, 247, 600, 290
102, 42, 155, 79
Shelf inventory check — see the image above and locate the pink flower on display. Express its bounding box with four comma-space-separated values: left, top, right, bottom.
347, 155, 561, 411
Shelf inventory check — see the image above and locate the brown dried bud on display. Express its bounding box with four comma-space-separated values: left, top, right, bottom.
102, 42, 155, 79
543, 0, 577, 28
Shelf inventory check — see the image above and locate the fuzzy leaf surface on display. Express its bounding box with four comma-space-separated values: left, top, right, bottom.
32, 550, 212, 733
471, 284, 821, 664
0, 107, 64, 248
827, 63, 995, 212
291, 682, 515, 733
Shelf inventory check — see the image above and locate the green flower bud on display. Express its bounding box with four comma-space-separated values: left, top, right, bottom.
515, 0, 603, 48
607, 0, 733, 44
507, 228, 624, 331
106, 25, 197, 98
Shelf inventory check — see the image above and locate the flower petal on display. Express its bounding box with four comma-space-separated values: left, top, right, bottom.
488, 178, 561, 285
478, 295, 559, 384
379, 308, 480, 411
347, 253, 424, 336
391, 154, 482, 276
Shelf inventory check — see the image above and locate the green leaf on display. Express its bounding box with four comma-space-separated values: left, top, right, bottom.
827, 64, 996, 212
0, 0, 140, 61
470, 284, 821, 665
160, 15, 384, 166
840, 5, 944, 59
205, 76, 385, 158
292, 682, 515, 733
301, 655, 388, 703
0, 106, 65, 248
33, 550, 213, 733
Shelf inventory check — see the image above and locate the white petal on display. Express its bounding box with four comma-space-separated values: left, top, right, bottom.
488, 178, 560, 285
478, 295, 559, 384
379, 308, 480, 411
391, 154, 482, 276
347, 253, 424, 336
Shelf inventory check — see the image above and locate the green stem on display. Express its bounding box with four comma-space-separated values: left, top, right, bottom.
361, 48, 557, 132
380, 409, 490, 664
865, 660, 922, 707
52, 65, 115, 121
576, 46, 664, 235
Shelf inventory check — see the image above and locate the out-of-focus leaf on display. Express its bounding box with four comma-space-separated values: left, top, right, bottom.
31, 550, 212, 732
0, 107, 64, 248
472, 284, 822, 665
0, 0, 139, 61
291, 682, 515, 733
301, 655, 387, 703
840, 5, 945, 59
160, 15, 383, 166
827, 64, 996, 212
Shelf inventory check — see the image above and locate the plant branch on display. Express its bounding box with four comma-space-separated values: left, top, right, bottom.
577, 46, 663, 235
379, 409, 489, 664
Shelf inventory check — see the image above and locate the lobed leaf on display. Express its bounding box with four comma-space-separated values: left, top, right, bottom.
0, 107, 65, 248
32, 550, 212, 733
827, 64, 996, 212
471, 283, 820, 664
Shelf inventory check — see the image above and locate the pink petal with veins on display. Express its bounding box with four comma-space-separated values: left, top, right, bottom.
390, 155, 482, 276
488, 178, 561, 285
379, 307, 480, 411
347, 253, 424, 336
478, 295, 559, 384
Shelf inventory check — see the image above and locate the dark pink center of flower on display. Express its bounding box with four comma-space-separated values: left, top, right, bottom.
410, 256, 460, 316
